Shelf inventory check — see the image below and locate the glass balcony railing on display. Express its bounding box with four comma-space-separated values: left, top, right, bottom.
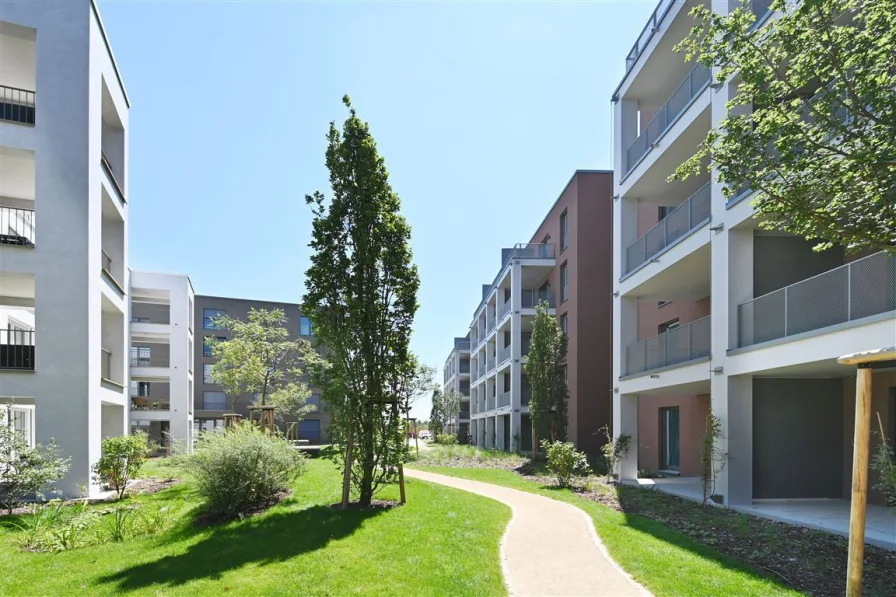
521, 289, 555, 308
624, 0, 675, 73
498, 300, 511, 321
624, 182, 712, 274
738, 252, 896, 347
498, 391, 511, 408
487, 394, 496, 410
498, 344, 511, 365
625, 63, 711, 174
625, 316, 711, 376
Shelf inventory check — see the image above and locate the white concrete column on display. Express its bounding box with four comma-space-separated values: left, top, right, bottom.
615, 98, 639, 176
614, 393, 638, 482
727, 227, 754, 349
713, 375, 753, 506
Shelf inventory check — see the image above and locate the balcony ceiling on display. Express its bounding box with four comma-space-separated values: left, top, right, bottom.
627, 242, 711, 301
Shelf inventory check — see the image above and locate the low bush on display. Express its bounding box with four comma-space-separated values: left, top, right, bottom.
181, 422, 306, 521
435, 433, 458, 446
92, 433, 149, 500
542, 440, 589, 488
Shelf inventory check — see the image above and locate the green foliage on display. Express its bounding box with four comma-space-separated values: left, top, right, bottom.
673, 0, 896, 253
700, 415, 727, 505
0, 410, 70, 514
303, 96, 420, 507
542, 440, 589, 488
429, 388, 463, 439
435, 434, 458, 446
181, 422, 306, 520
871, 413, 896, 509
429, 390, 446, 437
524, 302, 569, 443
599, 426, 631, 481
92, 433, 149, 500
206, 308, 317, 415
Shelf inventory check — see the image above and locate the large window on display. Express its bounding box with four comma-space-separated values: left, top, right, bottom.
299, 419, 321, 441
130, 346, 151, 366
203, 308, 227, 330
130, 381, 151, 397
560, 262, 568, 302
300, 316, 313, 336
560, 313, 568, 337
308, 393, 321, 412
203, 364, 214, 384
202, 391, 227, 410
203, 336, 226, 357
560, 209, 568, 251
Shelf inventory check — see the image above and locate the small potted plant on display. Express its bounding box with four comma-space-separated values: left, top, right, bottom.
151, 401, 160, 410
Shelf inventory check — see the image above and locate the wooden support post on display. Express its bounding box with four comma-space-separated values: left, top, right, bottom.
342, 428, 353, 508
838, 347, 895, 597
398, 464, 406, 505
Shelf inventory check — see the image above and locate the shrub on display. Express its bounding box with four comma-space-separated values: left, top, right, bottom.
435, 433, 458, 446
871, 414, 896, 509
92, 433, 149, 500
182, 422, 306, 520
0, 409, 71, 514
542, 440, 589, 488
598, 425, 631, 481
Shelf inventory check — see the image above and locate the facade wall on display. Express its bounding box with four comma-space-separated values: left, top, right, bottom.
842, 371, 895, 507
637, 393, 709, 477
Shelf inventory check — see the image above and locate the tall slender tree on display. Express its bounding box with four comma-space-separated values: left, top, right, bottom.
303, 96, 420, 507
524, 301, 569, 443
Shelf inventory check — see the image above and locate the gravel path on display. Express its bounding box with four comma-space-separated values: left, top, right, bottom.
406, 468, 652, 597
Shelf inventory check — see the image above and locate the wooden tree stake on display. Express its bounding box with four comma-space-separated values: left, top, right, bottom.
399, 464, 406, 505
342, 428, 353, 508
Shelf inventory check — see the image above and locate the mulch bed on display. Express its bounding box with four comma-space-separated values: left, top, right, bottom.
194, 490, 293, 526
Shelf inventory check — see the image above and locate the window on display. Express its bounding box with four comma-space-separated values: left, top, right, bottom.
130, 381, 151, 397
657, 300, 671, 308
560, 262, 568, 302
299, 419, 321, 441
203, 308, 227, 330
130, 346, 151, 366
203, 336, 225, 357
203, 364, 214, 384
560, 313, 568, 337
300, 316, 313, 336
202, 391, 227, 410
308, 393, 321, 412
661, 407, 680, 470
559, 210, 568, 251
658, 206, 670, 220
659, 318, 680, 334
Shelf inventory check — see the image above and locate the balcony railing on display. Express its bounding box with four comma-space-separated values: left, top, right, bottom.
101, 348, 112, 380
521, 289, 555, 308
471, 366, 479, 382
478, 363, 486, 378
0, 207, 35, 246
130, 303, 171, 325
487, 317, 496, 333
498, 391, 510, 408
101, 151, 126, 204
487, 394, 496, 410
498, 344, 511, 365
454, 338, 470, 351
0, 329, 35, 370
738, 252, 896, 348
101, 250, 113, 275
131, 398, 170, 412
624, 0, 675, 73
625, 316, 711, 376
487, 355, 495, 371
459, 410, 470, 420
624, 182, 712, 274
625, 63, 712, 174
202, 398, 227, 410
521, 387, 531, 407
498, 300, 511, 321
729, 0, 774, 30
459, 361, 470, 374
0, 85, 35, 125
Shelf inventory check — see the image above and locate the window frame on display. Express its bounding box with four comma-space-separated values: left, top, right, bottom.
202, 308, 227, 330
300, 316, 313, 337
202, 391, 227, 410
560, 262, 568, 303
559, 209, 568, 252
202, 363, 215, 384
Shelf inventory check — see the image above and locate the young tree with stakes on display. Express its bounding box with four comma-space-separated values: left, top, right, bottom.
524, 301, 569, 446
303, 96, 420, 507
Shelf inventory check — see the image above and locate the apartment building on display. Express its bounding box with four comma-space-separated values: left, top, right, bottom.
0, 0, 131, 496
454, 170, 614, 455
193, 295, 330, 443
442, 336, 471, 440
611, 0, 895, 544
129, 271, 195, 448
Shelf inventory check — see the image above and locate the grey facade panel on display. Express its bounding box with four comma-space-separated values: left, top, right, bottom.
752, 236, 844, 297
752, 378, 843, 499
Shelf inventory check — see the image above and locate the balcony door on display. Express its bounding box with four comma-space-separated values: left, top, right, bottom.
661, 407, 680, 471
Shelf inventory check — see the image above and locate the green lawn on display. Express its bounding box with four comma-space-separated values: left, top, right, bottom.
0, 459, 510, 596
412, 465, 803, 597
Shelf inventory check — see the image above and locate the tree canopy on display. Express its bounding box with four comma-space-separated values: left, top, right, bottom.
673, 0, 896, 253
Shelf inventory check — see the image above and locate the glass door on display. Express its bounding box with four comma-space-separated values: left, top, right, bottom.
661, 407, 680, 470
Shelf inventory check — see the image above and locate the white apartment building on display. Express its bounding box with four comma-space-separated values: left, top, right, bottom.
468, 244, 557, 452
0, 0, 132, 496
129, 271, 195, 449
442, 336, 471, 439
611, 0, 895, 546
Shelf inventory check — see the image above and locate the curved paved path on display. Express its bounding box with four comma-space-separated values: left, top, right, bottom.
406, 468, 652, 597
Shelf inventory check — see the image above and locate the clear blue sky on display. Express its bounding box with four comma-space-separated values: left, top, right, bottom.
98, 0, 655, 419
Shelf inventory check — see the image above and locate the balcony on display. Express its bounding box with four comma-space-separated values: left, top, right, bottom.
478, 363, 486, 378
101, 348, 113, 381
454, 338, 470, 351
0, 84, 35, 126
624, 0, 675, 73
498, 344, 511, 365
498, 391, 510, 408
498, 300, 511, 321
487, 317, 496, 333
487, 354, 496, 372
0, 207, 35, 246
730, 0, 774, 29
0, 329, 34, 370
471, 366, 480, 382
521, 387, 531, 407
624, 182, 712, 275
737, 252, 896, 348
487, 394, 496, 411
459, 361, 470, 374
131, 302, 171, 325
625, 63, 711, 174
131, 398, 170, 412
459, 410, 470, 420
521, 289, 555, 308
625, 316, 711, 376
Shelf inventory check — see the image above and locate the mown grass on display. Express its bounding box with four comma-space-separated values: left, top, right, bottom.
412, 464, 804, 597
0, 459, 510, 596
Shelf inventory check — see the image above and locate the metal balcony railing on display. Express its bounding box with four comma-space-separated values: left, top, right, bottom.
498, 391, 511, 408
130, 302, 171, 325
487, 395, 496, 410
0, 85, 35, 125
454, 337, 470, 351
459, 361, 470, 374
738, 252, 896, 348
498, 344, 511, 365
101, 348, 112, 380
624, 0, 675, 73
478, 363, 486, 378
625, 316, 711, 376
0, 329, 35, 370
471, 367, 479, 382
625, 63, 712, 174
487, 355, 495, 371
101, 151, 126, 204
521, 289, 555, 308
487, 317, 496, 332
498, 300, 511, 321
0, 207, 35, 246
101, 250, 113, 275
625, 182, 712, 274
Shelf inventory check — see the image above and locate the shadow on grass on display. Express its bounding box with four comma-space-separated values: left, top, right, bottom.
98, 503, 385, 592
